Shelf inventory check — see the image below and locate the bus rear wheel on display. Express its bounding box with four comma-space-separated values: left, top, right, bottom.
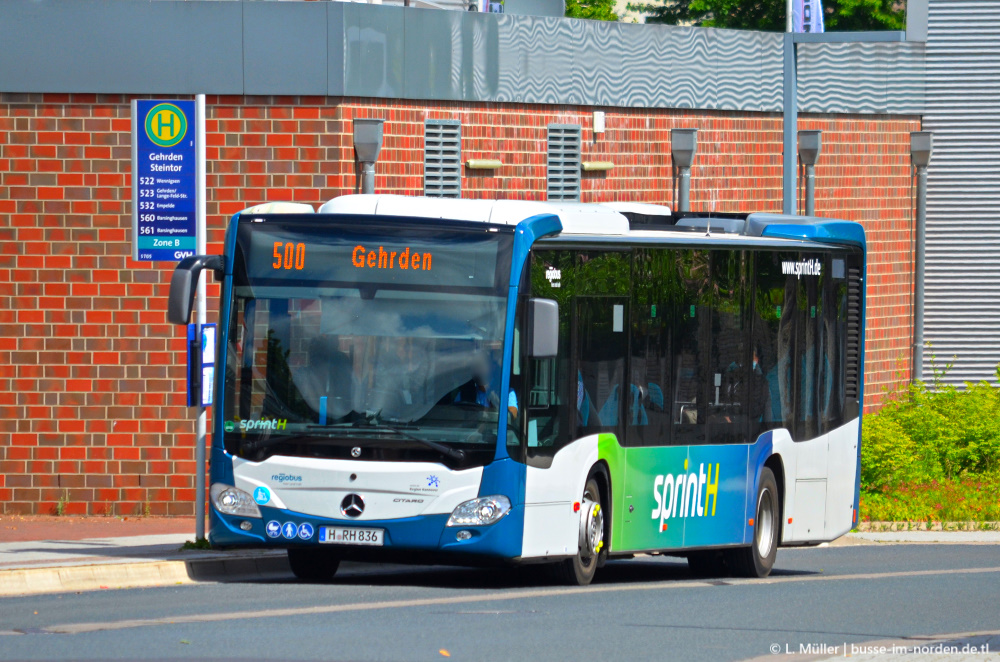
287, 547, 341, 582
551, 476, 605, 586
727, 467, 779, 578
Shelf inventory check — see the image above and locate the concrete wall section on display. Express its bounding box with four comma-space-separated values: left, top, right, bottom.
0, 1, 920, 116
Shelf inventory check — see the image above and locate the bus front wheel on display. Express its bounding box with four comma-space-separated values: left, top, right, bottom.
551, 476, 604, 586
288, 547, 341, 582
727, 467, 779, 578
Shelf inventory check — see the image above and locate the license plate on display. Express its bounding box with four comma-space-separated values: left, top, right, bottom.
318, 526, 384, 546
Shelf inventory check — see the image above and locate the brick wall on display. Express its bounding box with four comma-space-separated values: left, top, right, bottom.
0, 93, 919, 515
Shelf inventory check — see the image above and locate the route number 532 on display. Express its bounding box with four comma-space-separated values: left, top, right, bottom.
273, 242, 306, 270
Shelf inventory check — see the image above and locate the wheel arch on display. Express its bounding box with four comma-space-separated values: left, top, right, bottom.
763, 452, 786, 544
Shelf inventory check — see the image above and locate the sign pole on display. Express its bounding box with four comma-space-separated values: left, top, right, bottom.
195, 94, 208, 541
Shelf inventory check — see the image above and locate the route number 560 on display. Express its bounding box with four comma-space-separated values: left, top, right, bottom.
273, 242, 306, 270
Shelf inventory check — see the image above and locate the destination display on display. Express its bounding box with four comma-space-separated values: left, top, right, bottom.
131, 100, 198, 262
239, 223, 506, 290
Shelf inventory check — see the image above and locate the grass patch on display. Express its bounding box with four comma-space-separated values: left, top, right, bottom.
181, 538, 212, 551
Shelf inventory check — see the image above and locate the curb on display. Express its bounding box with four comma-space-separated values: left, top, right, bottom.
856, 521, 1000, 532
0, 553, 289, 598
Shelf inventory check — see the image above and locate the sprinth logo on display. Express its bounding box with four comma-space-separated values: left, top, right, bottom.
271, 473, 302, 484
781, 258, 822, 278
238, 419, 288, 432
144, 103, 188, 148
651, 459, 720, 532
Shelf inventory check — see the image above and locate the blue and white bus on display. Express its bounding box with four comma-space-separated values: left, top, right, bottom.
168, 195, 865, 585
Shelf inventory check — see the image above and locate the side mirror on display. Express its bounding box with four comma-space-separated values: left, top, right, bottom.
167, 255, 224, 325
528, 298, 558, 358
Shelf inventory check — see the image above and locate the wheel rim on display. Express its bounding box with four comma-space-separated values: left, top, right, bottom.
756, 487, 774, 558
580, 487, 604, 566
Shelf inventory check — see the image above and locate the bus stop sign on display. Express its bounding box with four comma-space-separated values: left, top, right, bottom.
131, 100, 198, 262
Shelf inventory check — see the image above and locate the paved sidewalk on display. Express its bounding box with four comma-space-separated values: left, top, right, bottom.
0, 516, 287, 597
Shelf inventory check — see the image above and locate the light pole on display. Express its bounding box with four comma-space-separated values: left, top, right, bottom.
671, 128, 697, 212
911, 131, 932, 383
798, 130, 822, 216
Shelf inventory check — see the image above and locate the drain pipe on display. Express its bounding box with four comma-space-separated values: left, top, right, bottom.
353, 118, 385, 195
671, 128, 697, 212
911, 131, 932, 384
798, 130, 821, 216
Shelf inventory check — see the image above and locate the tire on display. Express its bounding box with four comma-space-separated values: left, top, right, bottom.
550, 476, 605, 586
727, 467, 779, 578
287, 547, 341, 582
686, 550, 727, 578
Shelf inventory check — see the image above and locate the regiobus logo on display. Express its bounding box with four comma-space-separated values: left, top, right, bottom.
781, 258, 822, 278
651, 459, 720, 532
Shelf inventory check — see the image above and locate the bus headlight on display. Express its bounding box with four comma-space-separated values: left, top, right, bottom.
210, 483, 262, 518
446, 495, 511, 527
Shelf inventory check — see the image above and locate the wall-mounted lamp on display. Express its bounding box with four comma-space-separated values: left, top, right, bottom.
353, 118, 385, 195
798, 130, 822, 216
671, 128, 697, 212
582, 161, 614, 172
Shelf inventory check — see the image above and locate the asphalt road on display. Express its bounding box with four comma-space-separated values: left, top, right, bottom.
1, 544, 998, 661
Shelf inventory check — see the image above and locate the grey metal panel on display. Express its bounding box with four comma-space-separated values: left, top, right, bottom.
797, 41, 924, 115
0, 0, 243, 94
618, 22, 671, 108
461, 12, 500, 101
0, 1, 922, 115
887, 42, 926, 115
715, 29, 762, 111
668, 28, 716, 110
921, 0, 1000, 383
759, 33, 785, 112
501, 16, 573, 105
797, 42, 886, 114
570, 20, 624, 107
343, 3, 405, 99
575, 21, 612, 105
328, 2, 345, 97
503, 0, 566, 18
404, 9, 464, 101
907, 0, 929, 42
243, 2, 327, 96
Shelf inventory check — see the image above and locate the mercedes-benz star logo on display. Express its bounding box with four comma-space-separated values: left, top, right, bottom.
341, 493, 365, 518
351, 447, 362, 458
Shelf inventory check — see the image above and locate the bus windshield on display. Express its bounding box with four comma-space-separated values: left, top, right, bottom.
222, 217, 514, 468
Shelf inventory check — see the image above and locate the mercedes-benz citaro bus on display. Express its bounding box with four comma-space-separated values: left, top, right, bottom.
167, 195, 865, 586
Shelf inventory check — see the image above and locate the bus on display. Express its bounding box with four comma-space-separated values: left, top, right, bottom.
168, 195, 865, 585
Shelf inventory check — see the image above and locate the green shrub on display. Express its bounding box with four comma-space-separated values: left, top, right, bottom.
859, 362, 1000, 521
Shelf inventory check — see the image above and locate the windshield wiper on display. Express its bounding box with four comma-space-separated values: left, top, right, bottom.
351, 422, 465, 462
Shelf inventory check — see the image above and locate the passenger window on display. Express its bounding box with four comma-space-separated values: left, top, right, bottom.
671, 250, 710, 446
520, 249, 631, 465
708, 251, 748, 445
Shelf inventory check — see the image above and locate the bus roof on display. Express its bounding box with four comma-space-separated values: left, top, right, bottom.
238, 195, 864, 249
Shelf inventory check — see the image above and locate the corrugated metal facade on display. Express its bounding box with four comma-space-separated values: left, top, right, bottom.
923, 0, 1000, 383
